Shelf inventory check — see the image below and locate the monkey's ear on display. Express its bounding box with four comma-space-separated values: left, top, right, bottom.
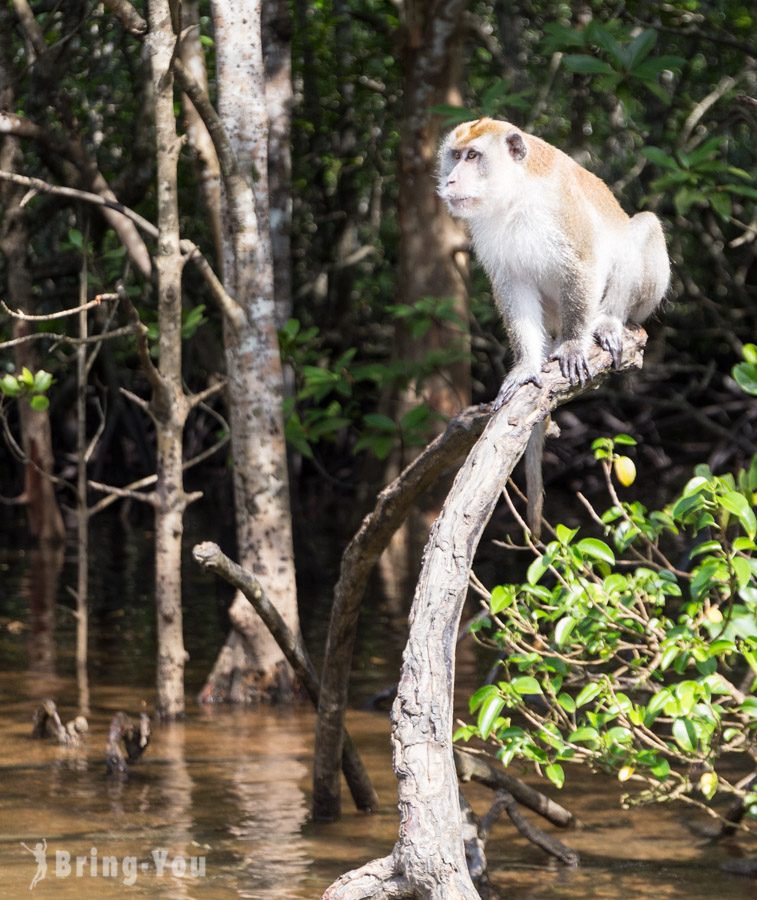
505, 131, 527, 162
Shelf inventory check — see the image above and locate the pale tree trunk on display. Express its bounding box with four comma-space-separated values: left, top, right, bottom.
0, 13, 65, 547
146, 0, 193, 719
263, 0, 293, 325
203, 0, 300, 702
378, 0, 471, 595
324, 332, 647, 899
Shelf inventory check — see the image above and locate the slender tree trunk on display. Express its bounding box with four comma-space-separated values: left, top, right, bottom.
0, 225, 65, 546
263, 0, 293, 325
179, 0, 224, 272
76, 249, 90, 716
205, 0, 300, 702
147, 0, 192, 719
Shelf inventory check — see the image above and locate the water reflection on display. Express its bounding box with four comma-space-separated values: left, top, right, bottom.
1, 508, 756, 898
25, 542, 64, 674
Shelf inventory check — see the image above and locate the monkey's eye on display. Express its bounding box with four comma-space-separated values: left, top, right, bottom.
451, 150, 462, 161
465, 149, 479, 161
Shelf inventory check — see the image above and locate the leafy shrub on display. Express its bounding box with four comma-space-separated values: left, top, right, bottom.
459, 424, 756, 825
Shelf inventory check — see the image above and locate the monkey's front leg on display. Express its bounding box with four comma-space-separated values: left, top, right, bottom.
492, 285, 547, 410
550, 267, 595, 386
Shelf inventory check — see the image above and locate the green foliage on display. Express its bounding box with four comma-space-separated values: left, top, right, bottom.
459, 427, 757, 821
642, 139, 757, 220
279, 312, 457, 462
559, 22, 685, 108
733, 344, 757, 396
0, 367, 54, 411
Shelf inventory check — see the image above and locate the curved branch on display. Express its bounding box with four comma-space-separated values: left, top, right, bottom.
323, 328, 647, 898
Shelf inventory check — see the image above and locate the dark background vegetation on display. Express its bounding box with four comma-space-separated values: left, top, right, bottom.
0, 0, 755, 578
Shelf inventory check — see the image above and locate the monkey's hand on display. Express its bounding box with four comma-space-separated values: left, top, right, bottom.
492, 367, 544, 410
551, 340, 591, 385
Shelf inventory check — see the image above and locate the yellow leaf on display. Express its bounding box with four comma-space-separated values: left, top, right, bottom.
613, 456, 636, 487
699, 771, 718, 799
618, 765, 635, 782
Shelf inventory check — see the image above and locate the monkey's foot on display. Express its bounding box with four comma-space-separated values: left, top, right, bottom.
551, 340, 591, 385
492, 368, 544, 410
593, 314, 624, 368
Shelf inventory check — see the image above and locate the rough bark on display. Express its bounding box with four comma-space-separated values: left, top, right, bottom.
179, 0, 224, 271
323, 329, 647, 899
314, 406, 488, 820
193, 541, 378, 812
147, 0, 192, 719
203, 0, 300, 703
263, 0, 293, 325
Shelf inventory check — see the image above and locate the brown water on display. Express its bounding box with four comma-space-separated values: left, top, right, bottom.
1, 511, 755, 898
0, 672, 755, 899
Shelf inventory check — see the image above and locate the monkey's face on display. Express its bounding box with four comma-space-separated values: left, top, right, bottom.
437, 142, 490, 219
437, 119, 527, 220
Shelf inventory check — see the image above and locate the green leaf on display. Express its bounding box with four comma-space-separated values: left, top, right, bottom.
709, 192, 732, 221
0, 374, 21, 397
29, 395, 50, 412
733, 363, 757, 396
562, 54, 615, 75
576, 538, 615, 566
67, 228, 83, 248
732, 556, 753, 590
527, 554, 550, 585
557, 693, 576, 713
569, 726, 600, 743
743, 344, 757, 365
32, 370, 53, 393
554, 616, 577, 648
477, 692, 506, 740
362, 413, 397, 432
511, 676, 542, 696
555, 524, 578, 544
20, 366, 34, 387
627, 29, 657, 68
575, 682, 602, 707
672, 718, 697, 752
469, 684, 500, 714
490, 584, 516, 614
650, 757, 670, 779
545, 763, 565, 789
720, 491, 757, 539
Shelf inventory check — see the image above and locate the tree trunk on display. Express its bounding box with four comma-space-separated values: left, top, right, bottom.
179, 0, 224, 272
0, 15, 65, 547
147, 0, 192, 719
378, 0, 471, 597
204, 0, 300, 702
263, 0, 293, 325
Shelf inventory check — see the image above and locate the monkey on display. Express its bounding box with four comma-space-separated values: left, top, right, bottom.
437, 118, 670, 533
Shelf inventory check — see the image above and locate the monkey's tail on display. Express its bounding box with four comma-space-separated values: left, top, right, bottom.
525, 418, 547, 539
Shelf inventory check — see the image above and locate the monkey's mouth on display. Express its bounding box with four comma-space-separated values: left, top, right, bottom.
446, 196, 481, 211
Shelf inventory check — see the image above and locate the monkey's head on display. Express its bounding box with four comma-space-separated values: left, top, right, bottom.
437, 118, 530, 219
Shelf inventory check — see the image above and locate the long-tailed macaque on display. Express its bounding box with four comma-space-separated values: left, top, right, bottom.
438, 118, 669, 532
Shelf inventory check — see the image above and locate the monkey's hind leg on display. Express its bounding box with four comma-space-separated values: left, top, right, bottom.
592, 312, 624, 368
627, 211, 670, 323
